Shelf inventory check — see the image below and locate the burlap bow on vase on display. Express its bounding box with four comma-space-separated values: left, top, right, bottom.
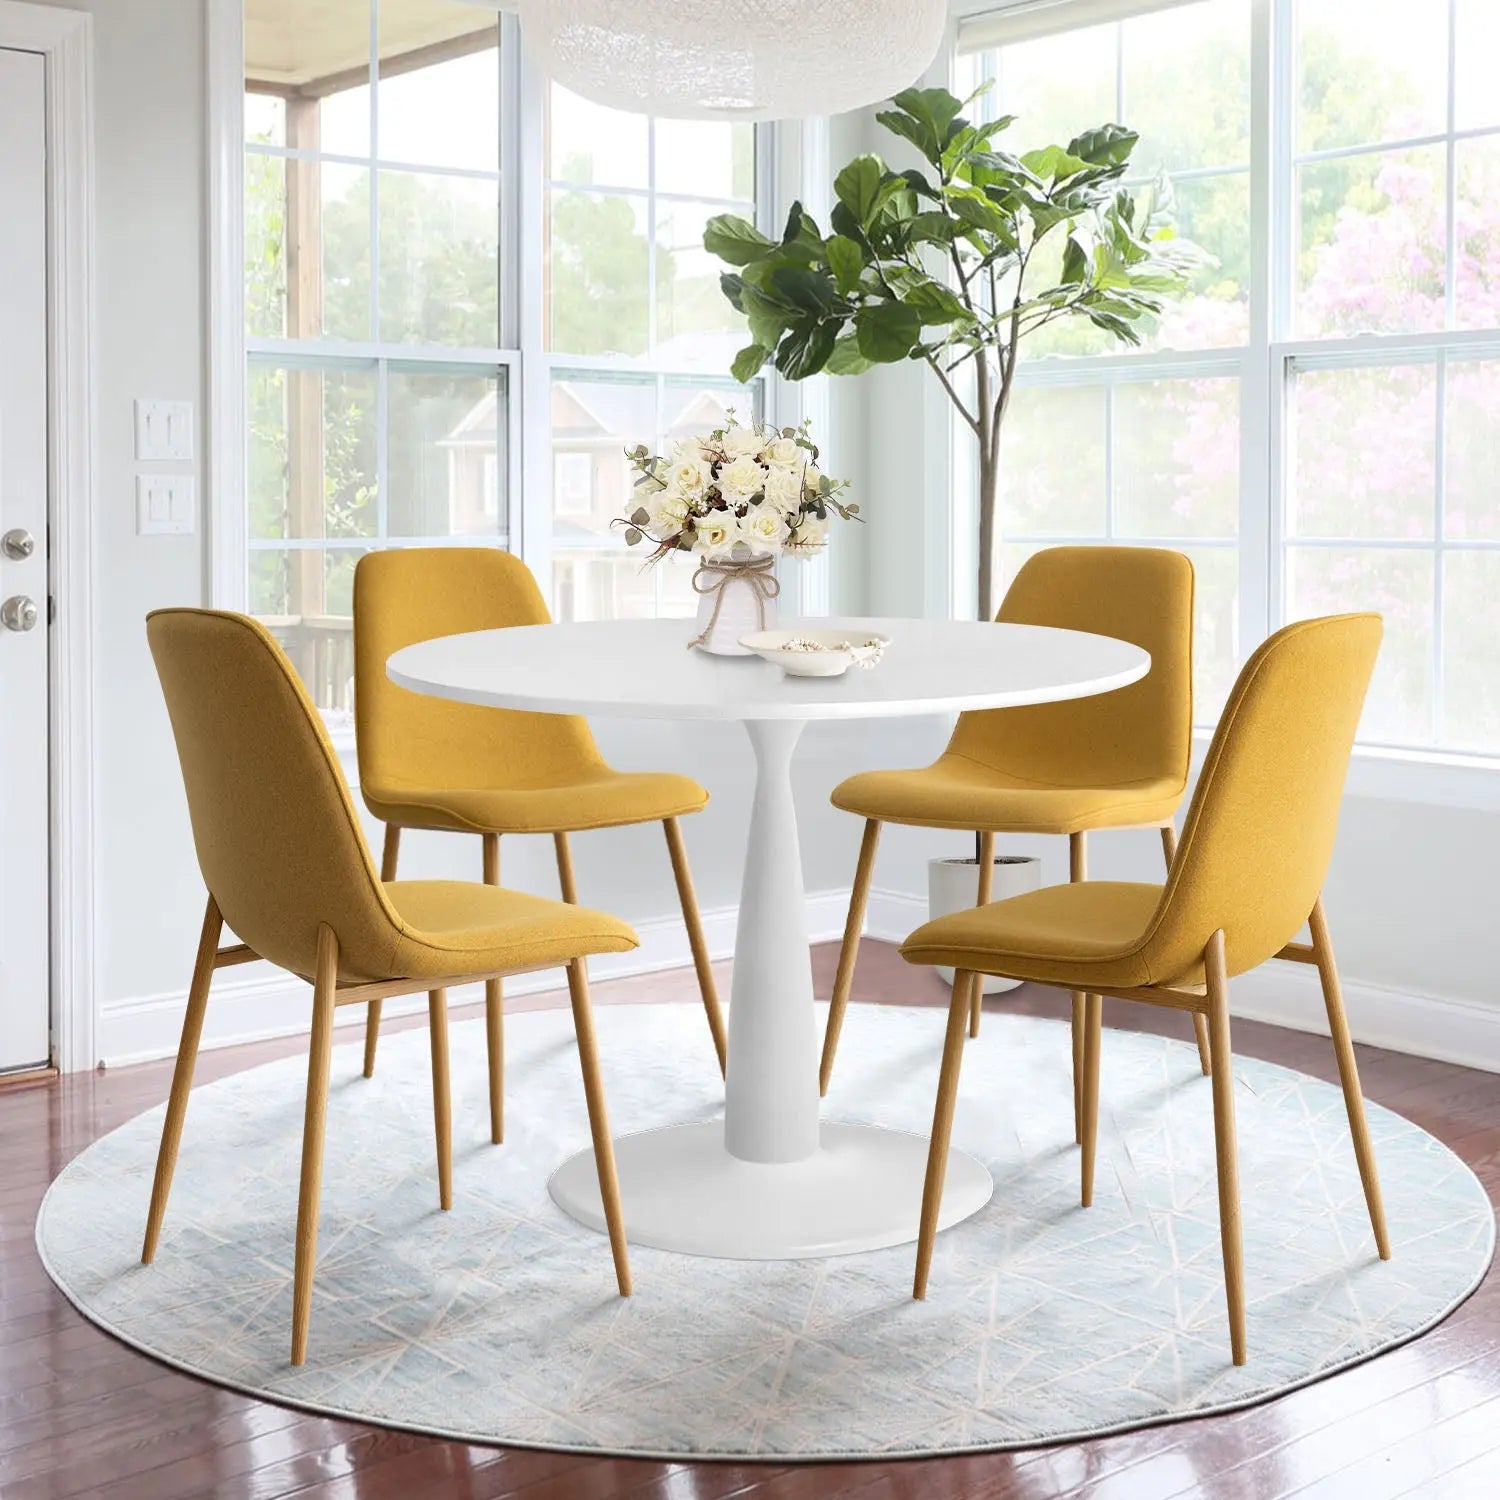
688, 552, 780, 655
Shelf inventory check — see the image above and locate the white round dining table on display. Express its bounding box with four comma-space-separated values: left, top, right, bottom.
388, 616, 1150, 1260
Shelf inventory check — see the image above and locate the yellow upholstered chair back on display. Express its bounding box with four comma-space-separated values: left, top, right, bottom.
946, 546, 1195, 789
148, 608, 402, 981
1142, 613, 1381, 983
354, 547, 602, 801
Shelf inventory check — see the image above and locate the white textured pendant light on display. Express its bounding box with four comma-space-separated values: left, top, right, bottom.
516, 0, 948, 121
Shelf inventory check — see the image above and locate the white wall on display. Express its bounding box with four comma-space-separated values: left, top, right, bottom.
49, 2, 888, 1066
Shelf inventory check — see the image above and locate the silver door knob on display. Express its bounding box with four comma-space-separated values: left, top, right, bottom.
1, 529, 34, 561
1, 595, 38, 632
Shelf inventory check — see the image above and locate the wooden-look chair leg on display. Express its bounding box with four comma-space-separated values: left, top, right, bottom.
565, 957, 631, 1296
1080, 993, 1103, 1207
141, 894, 223, 1263
1309, 896, 1391, 1259
483, 832, 504, 1144
1161, 823, 1213, 1076
1204, 929, 1247, 1366
1070, 831, 1088, 1144
819, 818, 881, 1097
554, 830, 578, 904
291, 924, 340, 1367
914, 969, 975, 1299
967, 831, 997, 1039
663, 817, 727, 1078
362, 825, 402, 1079
428, 987, 453, 1211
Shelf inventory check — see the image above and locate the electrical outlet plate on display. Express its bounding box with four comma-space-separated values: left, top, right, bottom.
134, 399, 194, 463
136, 474, 196, 535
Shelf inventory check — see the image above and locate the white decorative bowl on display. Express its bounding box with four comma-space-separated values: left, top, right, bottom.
739, 628, 889, 678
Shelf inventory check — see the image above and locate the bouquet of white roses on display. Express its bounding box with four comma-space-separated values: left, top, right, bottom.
617, 414, 856, 564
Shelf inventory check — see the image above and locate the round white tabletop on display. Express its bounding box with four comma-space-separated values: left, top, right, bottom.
389, 616, 1150, 1261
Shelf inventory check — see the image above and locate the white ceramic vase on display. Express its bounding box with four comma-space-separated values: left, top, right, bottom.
690, 559, 778, 655
927, 854, 1042, 994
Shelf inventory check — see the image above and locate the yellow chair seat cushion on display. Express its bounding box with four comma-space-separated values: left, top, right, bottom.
364, 770, 709, 836
831, 755, 1182, 835
377, 880, 638, 980
899, 880, 1198, 991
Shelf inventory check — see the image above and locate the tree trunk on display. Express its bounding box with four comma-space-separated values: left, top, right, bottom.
976, 427, 998, 622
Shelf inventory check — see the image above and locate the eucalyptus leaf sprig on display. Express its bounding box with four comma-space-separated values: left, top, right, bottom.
703, 83, 1201, 617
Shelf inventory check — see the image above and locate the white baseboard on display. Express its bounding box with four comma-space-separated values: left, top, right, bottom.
867, 886, 1500, 1076
1229, 965, 1500, 1075
96, 888, 854, 1069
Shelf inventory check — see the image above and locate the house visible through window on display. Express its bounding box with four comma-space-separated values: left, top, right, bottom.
238, 1, 771, 715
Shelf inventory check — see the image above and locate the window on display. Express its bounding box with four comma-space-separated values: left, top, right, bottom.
960, 0, 1500, 756
237, 2, 773, 713
543, 86, 764, 620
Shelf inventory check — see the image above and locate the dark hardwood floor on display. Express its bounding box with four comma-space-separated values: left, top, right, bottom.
3, 941, 1497, 1499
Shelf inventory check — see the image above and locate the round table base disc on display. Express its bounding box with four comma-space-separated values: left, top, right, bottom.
548, 1120, 993, 1260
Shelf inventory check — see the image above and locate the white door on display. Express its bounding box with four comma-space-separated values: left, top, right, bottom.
0, 47, 51, 1073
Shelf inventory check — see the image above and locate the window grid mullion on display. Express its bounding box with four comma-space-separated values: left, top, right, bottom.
367, 0, 380, 347
375, 358, 389, 546
1433, 352, 1448, 745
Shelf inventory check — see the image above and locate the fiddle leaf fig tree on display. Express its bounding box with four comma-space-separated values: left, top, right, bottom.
704, 84, 1199, 618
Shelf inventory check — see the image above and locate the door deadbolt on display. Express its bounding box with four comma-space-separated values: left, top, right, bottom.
1, 595, 38, 632
1, 529, 35, 561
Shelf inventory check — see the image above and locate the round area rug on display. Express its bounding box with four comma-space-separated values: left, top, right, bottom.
37, 1003, 1493, 1460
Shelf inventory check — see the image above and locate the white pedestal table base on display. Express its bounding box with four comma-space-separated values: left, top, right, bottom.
548, 1120, 993, 1259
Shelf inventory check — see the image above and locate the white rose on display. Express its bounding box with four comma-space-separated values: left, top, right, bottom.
720, 425, 764, 460
742, 505, 788, 552
802, 463, 826, 498
717, 454, 765, 498
652, 489, 690, 531
788, 513, 829, 553
694, 514, 738, 558
763, 466, 803, 515
669, 457, 709, 495
765, 435, 801, 467
670, 437, 712, 469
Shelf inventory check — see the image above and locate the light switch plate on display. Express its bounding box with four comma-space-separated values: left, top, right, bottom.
136, 474, 196, 535
134, 399, 194, 462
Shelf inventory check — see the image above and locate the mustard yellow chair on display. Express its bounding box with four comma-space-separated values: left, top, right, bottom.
901, 613, 1390, 1365
353, 548, 727, 1143
820, 546, 1205, 1130
142, 609, 637, 1366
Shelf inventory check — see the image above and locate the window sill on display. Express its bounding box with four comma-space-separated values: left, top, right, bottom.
1191, 729, 1500, 811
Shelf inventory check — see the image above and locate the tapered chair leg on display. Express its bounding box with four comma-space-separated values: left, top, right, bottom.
664, 817, 727, 1078
482, 832, 504, 1144
967, 831, 996, 1038
554, 830, 578, 904
820, 818, 881, 1096
1070, 831, 1088, 1143
914, 970, 975, 1299
292, 924, 340, 1367
1080, 993, 1103, 1207
142, 895, 223, 1263
1204, 929, 1247, 1366
1309, 896, 1391, 1259
565, 958, 631, 1296
363, 825, 401, 1079
428, 987, 453, 1210
1161, 823, 1212, 1076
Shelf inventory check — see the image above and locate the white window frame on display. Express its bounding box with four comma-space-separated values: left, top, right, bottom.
952, 0, 1500, 802
207, 2, 831, 733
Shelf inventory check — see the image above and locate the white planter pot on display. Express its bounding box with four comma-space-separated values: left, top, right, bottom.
927, 855, 1042, 994
690, 559, 778, 655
